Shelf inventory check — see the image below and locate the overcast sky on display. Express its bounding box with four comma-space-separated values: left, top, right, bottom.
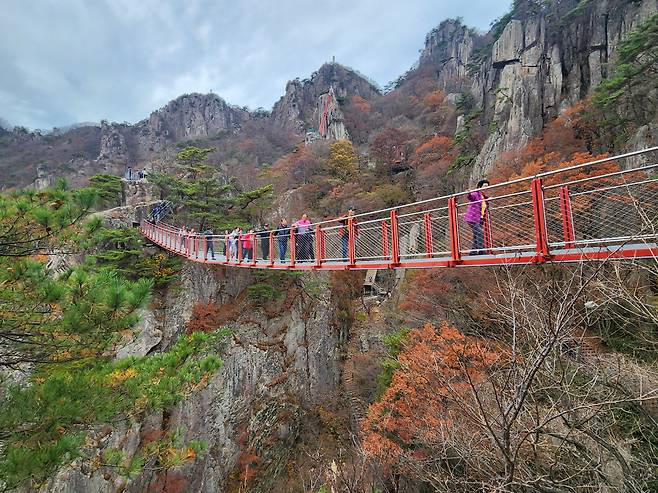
0, 0, 510, 130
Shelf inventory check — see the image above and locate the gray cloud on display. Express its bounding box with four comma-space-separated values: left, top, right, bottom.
0, 0, 510, 130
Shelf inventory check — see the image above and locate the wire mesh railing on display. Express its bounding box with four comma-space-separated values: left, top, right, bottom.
141, 147, 658, 270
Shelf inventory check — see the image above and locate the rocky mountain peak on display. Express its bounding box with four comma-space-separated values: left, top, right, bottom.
131, 92, 250, 156
272, 62, 380, 133
414, 18, 481, 94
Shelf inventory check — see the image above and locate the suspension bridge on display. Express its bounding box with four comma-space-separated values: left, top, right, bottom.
141, 147, 658, 270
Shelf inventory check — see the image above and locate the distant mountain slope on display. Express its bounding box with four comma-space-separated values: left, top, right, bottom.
1, 0, 655, 192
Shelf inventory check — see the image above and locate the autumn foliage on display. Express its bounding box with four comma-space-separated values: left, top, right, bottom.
186, 301, 223, 334
489, 108, 620, 189
362, 322, 501, 474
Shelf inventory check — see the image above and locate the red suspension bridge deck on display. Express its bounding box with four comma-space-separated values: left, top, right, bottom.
141, 147, 658, 270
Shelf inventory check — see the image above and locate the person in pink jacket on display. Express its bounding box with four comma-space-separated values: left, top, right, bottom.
293, 213, 313, 261
464, 179, 489, 255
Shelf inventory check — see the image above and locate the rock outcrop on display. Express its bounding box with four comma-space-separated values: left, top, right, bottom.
132, 93, 250, 157
317, 86, 349, 140
39, 264, 341, 493
32, 163, 54, 190
418, 18, 478, 94
471, 0, 657, 177
272, 62, 380, 133
97, 121, 129, 166
413, 0, 658, 180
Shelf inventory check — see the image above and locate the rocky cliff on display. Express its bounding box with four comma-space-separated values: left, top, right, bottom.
131, 93, 250, 158
39, 264, 341, 493
2, 1, 656, 192
272, 63, 380, 133
411, 0, 658, 178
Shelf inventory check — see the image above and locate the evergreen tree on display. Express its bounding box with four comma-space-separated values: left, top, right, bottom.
89, 173, 123, 208
0, 180, 96, 257
149, 145, 273, 230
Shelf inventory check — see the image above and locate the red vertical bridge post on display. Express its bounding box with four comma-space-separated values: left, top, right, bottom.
531, 178, 550, 261
448, 197, 461, 264
423, 212, 433, 258
320, 226, 326, 261
559, 186, 575, 249
269, 232, 275, 266
315, 224, 323, 267
381, 220, 389, 260
389, 210, 400, 267
348, 217, 356, 266
289, 227, 296, 268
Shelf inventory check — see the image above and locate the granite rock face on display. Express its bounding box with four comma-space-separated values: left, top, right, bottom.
419, 18, 476, 93
131, 93, 250, 158
468, 0, 658, 178
317, 86, 349, 141
97, 121, 130, 165
414, 0, 657, 181
272, 62, 380, 133
38, 264, 341, 493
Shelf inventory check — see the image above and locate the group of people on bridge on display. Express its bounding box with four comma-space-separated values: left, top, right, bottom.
160, 176, 492, 263
168, 208, 361, 263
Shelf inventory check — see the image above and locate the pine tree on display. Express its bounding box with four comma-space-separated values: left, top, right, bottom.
149, 145, 273, 230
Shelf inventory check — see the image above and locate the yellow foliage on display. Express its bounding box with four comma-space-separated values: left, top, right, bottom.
107, 367, 138, 387
328, 140, 358, 179
52, 350, 72, 362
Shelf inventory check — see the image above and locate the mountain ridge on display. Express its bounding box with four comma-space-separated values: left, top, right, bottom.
1, 0, 656, 191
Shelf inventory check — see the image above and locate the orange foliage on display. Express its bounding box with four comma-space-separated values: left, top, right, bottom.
489, 106, 621, 189
268, 143, 329, 190
362, 322, 501, 470
370, 127, 410, 165
411, 135, 454, 165
351, 95, 371, 114
422, 89, 445, 109
186, 301, 223, 334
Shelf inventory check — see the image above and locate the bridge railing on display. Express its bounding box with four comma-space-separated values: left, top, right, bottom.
141, 147, 658, 269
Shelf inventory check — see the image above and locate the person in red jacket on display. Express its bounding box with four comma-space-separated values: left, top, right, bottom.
240, 228, 254, 261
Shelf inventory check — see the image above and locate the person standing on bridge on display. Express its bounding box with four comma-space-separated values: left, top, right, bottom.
185, 228, 195, 256
276, 219, 290, 262
294, 214, 313, 261
241, 228, 254, 261
229, 227, 239, 260
464, 179, 489, 255
338, 208, 358, 260
179, 226, 187, 252
202, 228, 215, 260
258, 224, 270, 260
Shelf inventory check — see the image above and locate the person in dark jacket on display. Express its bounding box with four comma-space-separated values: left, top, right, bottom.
258, 224, 271, 260
337, 208, 358, 260
275, 219, 289, 262
202, 229, 215, 259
